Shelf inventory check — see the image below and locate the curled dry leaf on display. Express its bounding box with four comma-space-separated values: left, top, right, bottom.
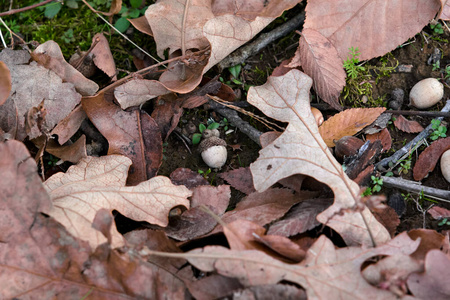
33, 134, 87, 164
90, 33, 117, 81
0, 61, 11, 106
294, 28, 346, 110
0, 49, 82, 141
50, 104, 86, 145
248, 69, 389, 246
366, 128, 392, 152
44, 155, 191, 249
319, 107, 386, 147
439, 0, 450, 20
393, 115, 424, 133
32, 40, 99, 96
413, 137, 450, 181
187, 233, 419, 299
114, 78, 170, 109
305, 0, 440, 61
82, 93, 163, 185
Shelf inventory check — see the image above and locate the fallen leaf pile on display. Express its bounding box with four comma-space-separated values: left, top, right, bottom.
1, 0, 450, 298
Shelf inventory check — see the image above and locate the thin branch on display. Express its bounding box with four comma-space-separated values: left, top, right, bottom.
0, 0, 55, 17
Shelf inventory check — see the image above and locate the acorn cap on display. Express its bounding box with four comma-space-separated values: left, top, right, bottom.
199, 136, 227, 153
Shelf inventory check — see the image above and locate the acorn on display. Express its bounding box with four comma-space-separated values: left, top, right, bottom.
199, 129, 227, 169
334, 136, 365, 160
440, 149, 450, 183
409, 78, 443, 109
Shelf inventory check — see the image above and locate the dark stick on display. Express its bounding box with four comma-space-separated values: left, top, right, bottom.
217, 11, 306, 70
0, 0, 55, 17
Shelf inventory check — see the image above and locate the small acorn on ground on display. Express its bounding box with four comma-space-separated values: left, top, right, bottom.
334, 136, 365, 160
199, 129, 227, 169
441, 149, 450, 183
409, 78, 443, 109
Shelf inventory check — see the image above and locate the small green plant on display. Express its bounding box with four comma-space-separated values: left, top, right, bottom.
430, 119, 447, 140
430, 22, 444, 35
362, 175, 383, 196
62, 28, 75, 44
444, 65, 450, 80
192, 122, 220, 145
397, 158, 412, 175
432, 61, 440, 71
197, 168, 211, 179
228, 64, 243, 85
343, 47, 365, 79
115, 0, 148, 33
438, 218, 450, 226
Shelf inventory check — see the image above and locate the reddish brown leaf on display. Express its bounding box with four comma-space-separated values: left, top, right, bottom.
408, 229, 447, 260
33, 134, 87, 164
253, 233, 306, 262
248, 70, 389, 246
305, 0, 440, 61
372, 206, 400, 237
151, 93, 183, 140
50, 104, 87, 144
393, 115, 424, 133
272, 58, 295, 77
82, 93, 163, 185
91, 33, 117, 81
129, 15, 154, 36
407, 250, 450, 299
428, 206, 450, 219
267, 198, 331, 237
191, 185, 231, 215
187, 274, 243, 300
170, 167, 209, 188
295, 28, 346, 110
366, 128, 392, 152
319, 107, 386, 147
413, 137, 450, 181
218, 167, 256, 195
0, 61, 11, 106
32, 41, 99, 96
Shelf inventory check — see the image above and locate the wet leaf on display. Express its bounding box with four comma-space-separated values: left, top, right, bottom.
393, 115, 424, 133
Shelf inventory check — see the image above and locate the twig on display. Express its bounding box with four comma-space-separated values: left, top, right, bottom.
388, 109, 450, 118
217, 11, 305, 70
376, 100, 450, 171
207, 96, 263, 146
382, 176, 450, 201
0, 0, 55, 17
0, 19, 6, 48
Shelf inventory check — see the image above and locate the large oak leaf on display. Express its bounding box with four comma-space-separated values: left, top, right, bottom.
248, 69, 389, 246
305, 0, 440, 61
44, 155, 191, 249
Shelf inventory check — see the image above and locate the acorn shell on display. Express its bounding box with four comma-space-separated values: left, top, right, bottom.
199, 136, 227, 168
334, 136, 364, 160
441, 149, 450, 183
409, 78, 443, 109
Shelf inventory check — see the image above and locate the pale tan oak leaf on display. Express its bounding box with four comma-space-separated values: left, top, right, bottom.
247, 69, 389, 246
44, 155, 191, 249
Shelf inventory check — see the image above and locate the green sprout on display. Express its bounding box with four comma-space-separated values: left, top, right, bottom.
438, 218, 450, 226
430, 119, 447, 141
343, 47, 365, 79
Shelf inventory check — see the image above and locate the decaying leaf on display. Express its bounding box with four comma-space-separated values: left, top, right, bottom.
305, 0, 440, 61
82, 93, 163, 185
90, 33, 117, 81
248, 70, 389, 246
187, 233, 419, 299
33, 134, 87, 164
293, 28, 346, 110
428, 206, 450, 219
114, 78, 170, 109
50, 104, 87, 144
393, 115, 424, 133
44, 155, 191, 248
319, 107, 386, 147
218, 167, 256, 195
413, 137, 450, 181
32, 40, 99, 96
170, 167, 209, 189
366, 128, 392, 152
0, 49, 82, 141
0, 61, 11, 106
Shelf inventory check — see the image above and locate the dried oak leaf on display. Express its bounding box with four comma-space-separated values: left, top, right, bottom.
407, 250, 450, 300
248, 70, 389, 246
33, 134, 87, 164
44, 155, 191, 249
114, 78, 170, 109
0, 61, 11, 106
292, 28, 346, 110
50, 104, 87, 145
218, 167, 256, 195
366, 128, 392, 152
1, 141, 189, 299
170, 167, 209, 189
32, 40, 99, 96
319, 107, 386, 147
413, 137, 450, 181
0, 49, 82, 141
439, 0, 450, 20
82, 93, 163, 185
393, 115, 424, 133
428, 206, 450, 219
187, 232, 419, 299
305, 0, 440, 61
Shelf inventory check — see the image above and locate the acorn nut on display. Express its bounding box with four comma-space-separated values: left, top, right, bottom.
334, 136, 364, 160
440, 149, 450, 183
199, 129, 227, 169
311, 107, 324, 126
409, 78, 443, 109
